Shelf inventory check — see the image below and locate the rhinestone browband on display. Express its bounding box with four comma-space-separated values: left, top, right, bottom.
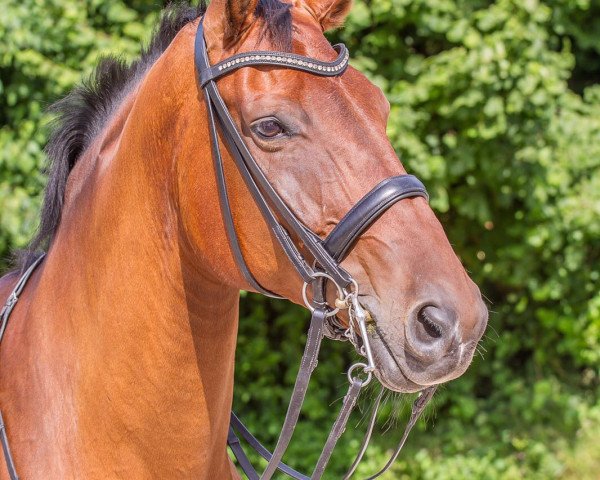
199, 44, 350, 86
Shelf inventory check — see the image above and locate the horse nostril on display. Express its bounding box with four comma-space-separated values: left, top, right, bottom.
406, 304, 457, 364
417, 306, 444, 340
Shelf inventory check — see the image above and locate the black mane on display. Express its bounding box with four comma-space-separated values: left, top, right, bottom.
20, 0, 292, 269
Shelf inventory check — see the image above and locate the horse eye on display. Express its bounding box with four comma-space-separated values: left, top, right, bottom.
253, 119, 285, 139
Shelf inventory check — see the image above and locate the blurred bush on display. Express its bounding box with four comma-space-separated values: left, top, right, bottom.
0, 0, 598, 478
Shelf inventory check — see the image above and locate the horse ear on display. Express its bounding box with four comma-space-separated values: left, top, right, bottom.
206, 0, 261, 46
305, 0, 353, 31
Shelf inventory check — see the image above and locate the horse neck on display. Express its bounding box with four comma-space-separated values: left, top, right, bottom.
7, 25, 241, 478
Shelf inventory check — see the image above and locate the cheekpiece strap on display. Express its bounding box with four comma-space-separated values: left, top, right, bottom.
200, 44, 349, 86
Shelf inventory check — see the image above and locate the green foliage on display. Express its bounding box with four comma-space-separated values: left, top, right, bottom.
1, 1, 599, 478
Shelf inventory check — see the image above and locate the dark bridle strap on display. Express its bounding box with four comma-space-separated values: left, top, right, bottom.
259, 307, 327, 479
230, 414, 310, 480
203, 84, 354, 287
310, 379, 362, 479
324, 175, 428, 262
195, 22, 362, 478
203, 83, 281, 297
205, 89, 328, 284
200, 44, 349, 87
196, 18, 430, 293
227, 426, 260, 480
342, 387, 385, 480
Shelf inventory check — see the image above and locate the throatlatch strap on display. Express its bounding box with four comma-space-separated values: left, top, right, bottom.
203, 87, 280, 297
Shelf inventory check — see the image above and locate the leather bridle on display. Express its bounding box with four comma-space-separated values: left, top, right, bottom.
0, 17, 438, 480
194, 18, 437, 480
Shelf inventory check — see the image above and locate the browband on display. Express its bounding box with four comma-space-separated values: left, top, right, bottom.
200, 44, 349, 86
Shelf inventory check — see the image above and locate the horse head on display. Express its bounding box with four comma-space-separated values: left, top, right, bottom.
187, 0, 488, 393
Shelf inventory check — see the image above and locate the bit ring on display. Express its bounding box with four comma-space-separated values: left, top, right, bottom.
302, 272, 345, 317
347, 362, 373, 386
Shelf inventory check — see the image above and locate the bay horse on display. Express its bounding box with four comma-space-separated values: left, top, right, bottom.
0, 1, 487, 478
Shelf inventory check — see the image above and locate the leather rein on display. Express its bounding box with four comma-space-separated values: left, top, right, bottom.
0, 18, 437, 480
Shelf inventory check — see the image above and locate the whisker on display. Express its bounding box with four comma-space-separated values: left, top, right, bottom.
354, 383, 381, 427
485, 323, 500, 339
481, 292, 493, 305
482, 333, 497, 344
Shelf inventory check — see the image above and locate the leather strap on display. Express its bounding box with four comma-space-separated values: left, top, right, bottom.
230, 414, 309, 480
0, 412, 18, 480
0, 253, 45, 480
203, 83, 280, 297
196, 21, 354, 290
342, 387, 385, 479
324, 175, 428, 262
364, 386, 437, 479
259, 307, 327, 479
311, 380, 362, 479
196, 18, 430, 297
204, 79, 353, 288
0, 254, 46, 345
206, 91, 318, 288
227, 426, 260, 480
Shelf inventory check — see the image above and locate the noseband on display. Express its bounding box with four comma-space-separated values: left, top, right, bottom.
194, 19, 437, 480
0, 17, 438, 480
